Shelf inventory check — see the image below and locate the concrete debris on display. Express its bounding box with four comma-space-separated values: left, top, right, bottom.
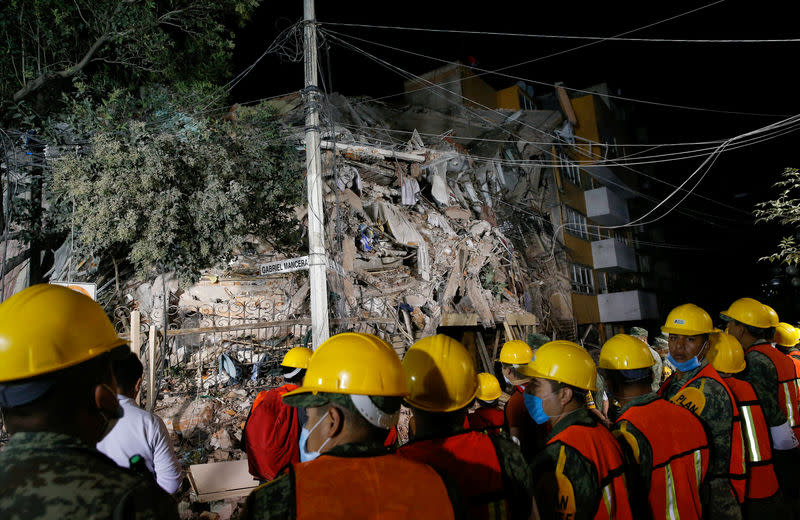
161, 398, 217, 433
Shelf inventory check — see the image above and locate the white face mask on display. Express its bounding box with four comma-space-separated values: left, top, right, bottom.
298, 411, 331, 462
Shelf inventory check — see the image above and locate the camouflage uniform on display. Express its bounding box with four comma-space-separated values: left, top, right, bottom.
530, 408, 619, 520
240, 441, 465, 520
742, 343, 800, 515
0, 431, 178, 520
660, 366, 743, 520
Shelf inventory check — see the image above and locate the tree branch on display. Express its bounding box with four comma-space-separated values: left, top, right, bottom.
12, 32, 110, 102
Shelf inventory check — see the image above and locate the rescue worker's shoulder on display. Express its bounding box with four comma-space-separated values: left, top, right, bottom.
241, 472, 294, 520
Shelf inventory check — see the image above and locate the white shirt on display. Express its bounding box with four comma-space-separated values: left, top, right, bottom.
97, 394, 183, 493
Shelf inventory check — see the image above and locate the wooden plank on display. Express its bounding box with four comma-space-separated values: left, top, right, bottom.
188, 459, 259, 502
130, 310, 141, 358
440, 313, 478, 327
503, 321, 516, 342
475, 332, 492, 373
147, 326, 157, 412
505, 313, 538, 326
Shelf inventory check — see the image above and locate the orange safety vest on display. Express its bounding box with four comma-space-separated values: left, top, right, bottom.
747, 342, 800, 437
468, 406, 505, 435
398, 431, 509, 520
659, 364, 747, 503
550, 421, 633, 520
725, 376, 780, 500
292, 453, 455, 520
616, 398, 709, 520
243, 383, 300, 481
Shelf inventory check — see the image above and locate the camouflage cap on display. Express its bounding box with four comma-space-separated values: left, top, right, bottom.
527, 333, 551, 349
629, 327, 648, 339
653, 337, 669, 350
283, 391, 403, 428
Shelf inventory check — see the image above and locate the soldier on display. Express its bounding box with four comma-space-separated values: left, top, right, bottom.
522, 340, 632, 520
706, 332, 785, 519
466, 372, 505, 435
659, 303, 745, 520
241, 332, 458, 520
629, 326, 664, 392
399, 334, 535, 520
0, 284, 178, 519
600, 334, 710, 520
243, 347, 312, 481
722, 299, 800, 517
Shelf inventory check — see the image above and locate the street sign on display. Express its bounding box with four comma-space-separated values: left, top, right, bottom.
50, 281, 97, 300
259, 256, 310, 276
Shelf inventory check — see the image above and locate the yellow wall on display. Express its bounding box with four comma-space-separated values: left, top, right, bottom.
496, 86, 520, 110
564, 234, 593, 266
569, 95, 604, 164
560, 177, 587, 213
572, 294, 600, 324
462, 70, 498, 110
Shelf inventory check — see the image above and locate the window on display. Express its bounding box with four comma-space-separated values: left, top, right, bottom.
518, 92, 534, 110
558, 153, 581, 185
563, 206, 589, 240
571, 264, 595, 294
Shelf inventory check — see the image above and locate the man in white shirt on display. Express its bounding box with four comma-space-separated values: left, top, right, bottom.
97, 352, 183, 494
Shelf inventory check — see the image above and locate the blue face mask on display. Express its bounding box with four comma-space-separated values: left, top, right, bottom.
299, 411, 330, 462
666, 353, 700, 372
524, 393, 551, 424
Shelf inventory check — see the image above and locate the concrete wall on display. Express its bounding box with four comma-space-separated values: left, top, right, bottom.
598, 290, 658, 322
592, 239, 636, 272
585, 187, 630, 226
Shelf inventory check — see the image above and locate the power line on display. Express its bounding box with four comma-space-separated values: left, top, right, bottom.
321, 27, 792, 118
319, 23, 800, 44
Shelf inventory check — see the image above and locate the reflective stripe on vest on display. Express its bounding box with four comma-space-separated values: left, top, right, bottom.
398, 431, 508, 520
617, 398, 709, 520
551, 422, 633, 520
747, 343, 800, 429
725, 376, 780, 500
292, 453, 455, 520
658, 364, 746, 503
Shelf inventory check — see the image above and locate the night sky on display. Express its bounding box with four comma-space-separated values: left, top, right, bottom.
230, 0, 800, 323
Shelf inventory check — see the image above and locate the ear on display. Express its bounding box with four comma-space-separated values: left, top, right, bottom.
133, 377, 143, 397
558, 386, 574, 406
94, 384, 119, 414
327, 406, 346, 438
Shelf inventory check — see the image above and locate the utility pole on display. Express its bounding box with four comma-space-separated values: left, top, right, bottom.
303, 0, 330, 348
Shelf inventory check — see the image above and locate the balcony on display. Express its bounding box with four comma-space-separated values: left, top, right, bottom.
592, 238, 636, 272
598, 290, 658, 323
585, 187, 629, 226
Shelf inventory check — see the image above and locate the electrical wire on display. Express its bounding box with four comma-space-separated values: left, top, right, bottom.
321, 27, 792, 118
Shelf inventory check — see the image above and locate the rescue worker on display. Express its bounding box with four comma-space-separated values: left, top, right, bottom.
522, 340, 632, 520
243, 347, 312, 481
629, 326, 664, 392
599, 334, 710, 519
241, 332, 458, 520
706, 332, 785, 518
499, 337, 548, 458
399, 334, 535, 520
653, 336, 674, 380
466, 372, 505, 435
659, 303, 746, 520
0, 284, 178, 519
721, 298, 800, 516
774, 322, 800, 372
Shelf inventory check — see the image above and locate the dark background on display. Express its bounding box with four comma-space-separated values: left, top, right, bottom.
229, 0, 800, 323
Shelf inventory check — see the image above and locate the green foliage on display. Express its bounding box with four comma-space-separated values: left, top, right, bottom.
0, 0, 261, 115
49, 89, 303, 284
755, 167, 800, 265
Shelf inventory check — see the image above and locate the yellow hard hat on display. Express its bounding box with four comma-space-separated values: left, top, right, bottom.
719, 298, 772, 328
283, 332, 407, 398
774, 322, 800, 347
281, 347, 313, 369
598, 334, 655, 370
0, 284, 127, 383
661, 303, 718, 336
476, 372, 502, 401
706, 332, 746, 374
402, 334, 478, 412
517, 340, 597, 391
497, 340, 533, 365
763, 305, 780, 327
